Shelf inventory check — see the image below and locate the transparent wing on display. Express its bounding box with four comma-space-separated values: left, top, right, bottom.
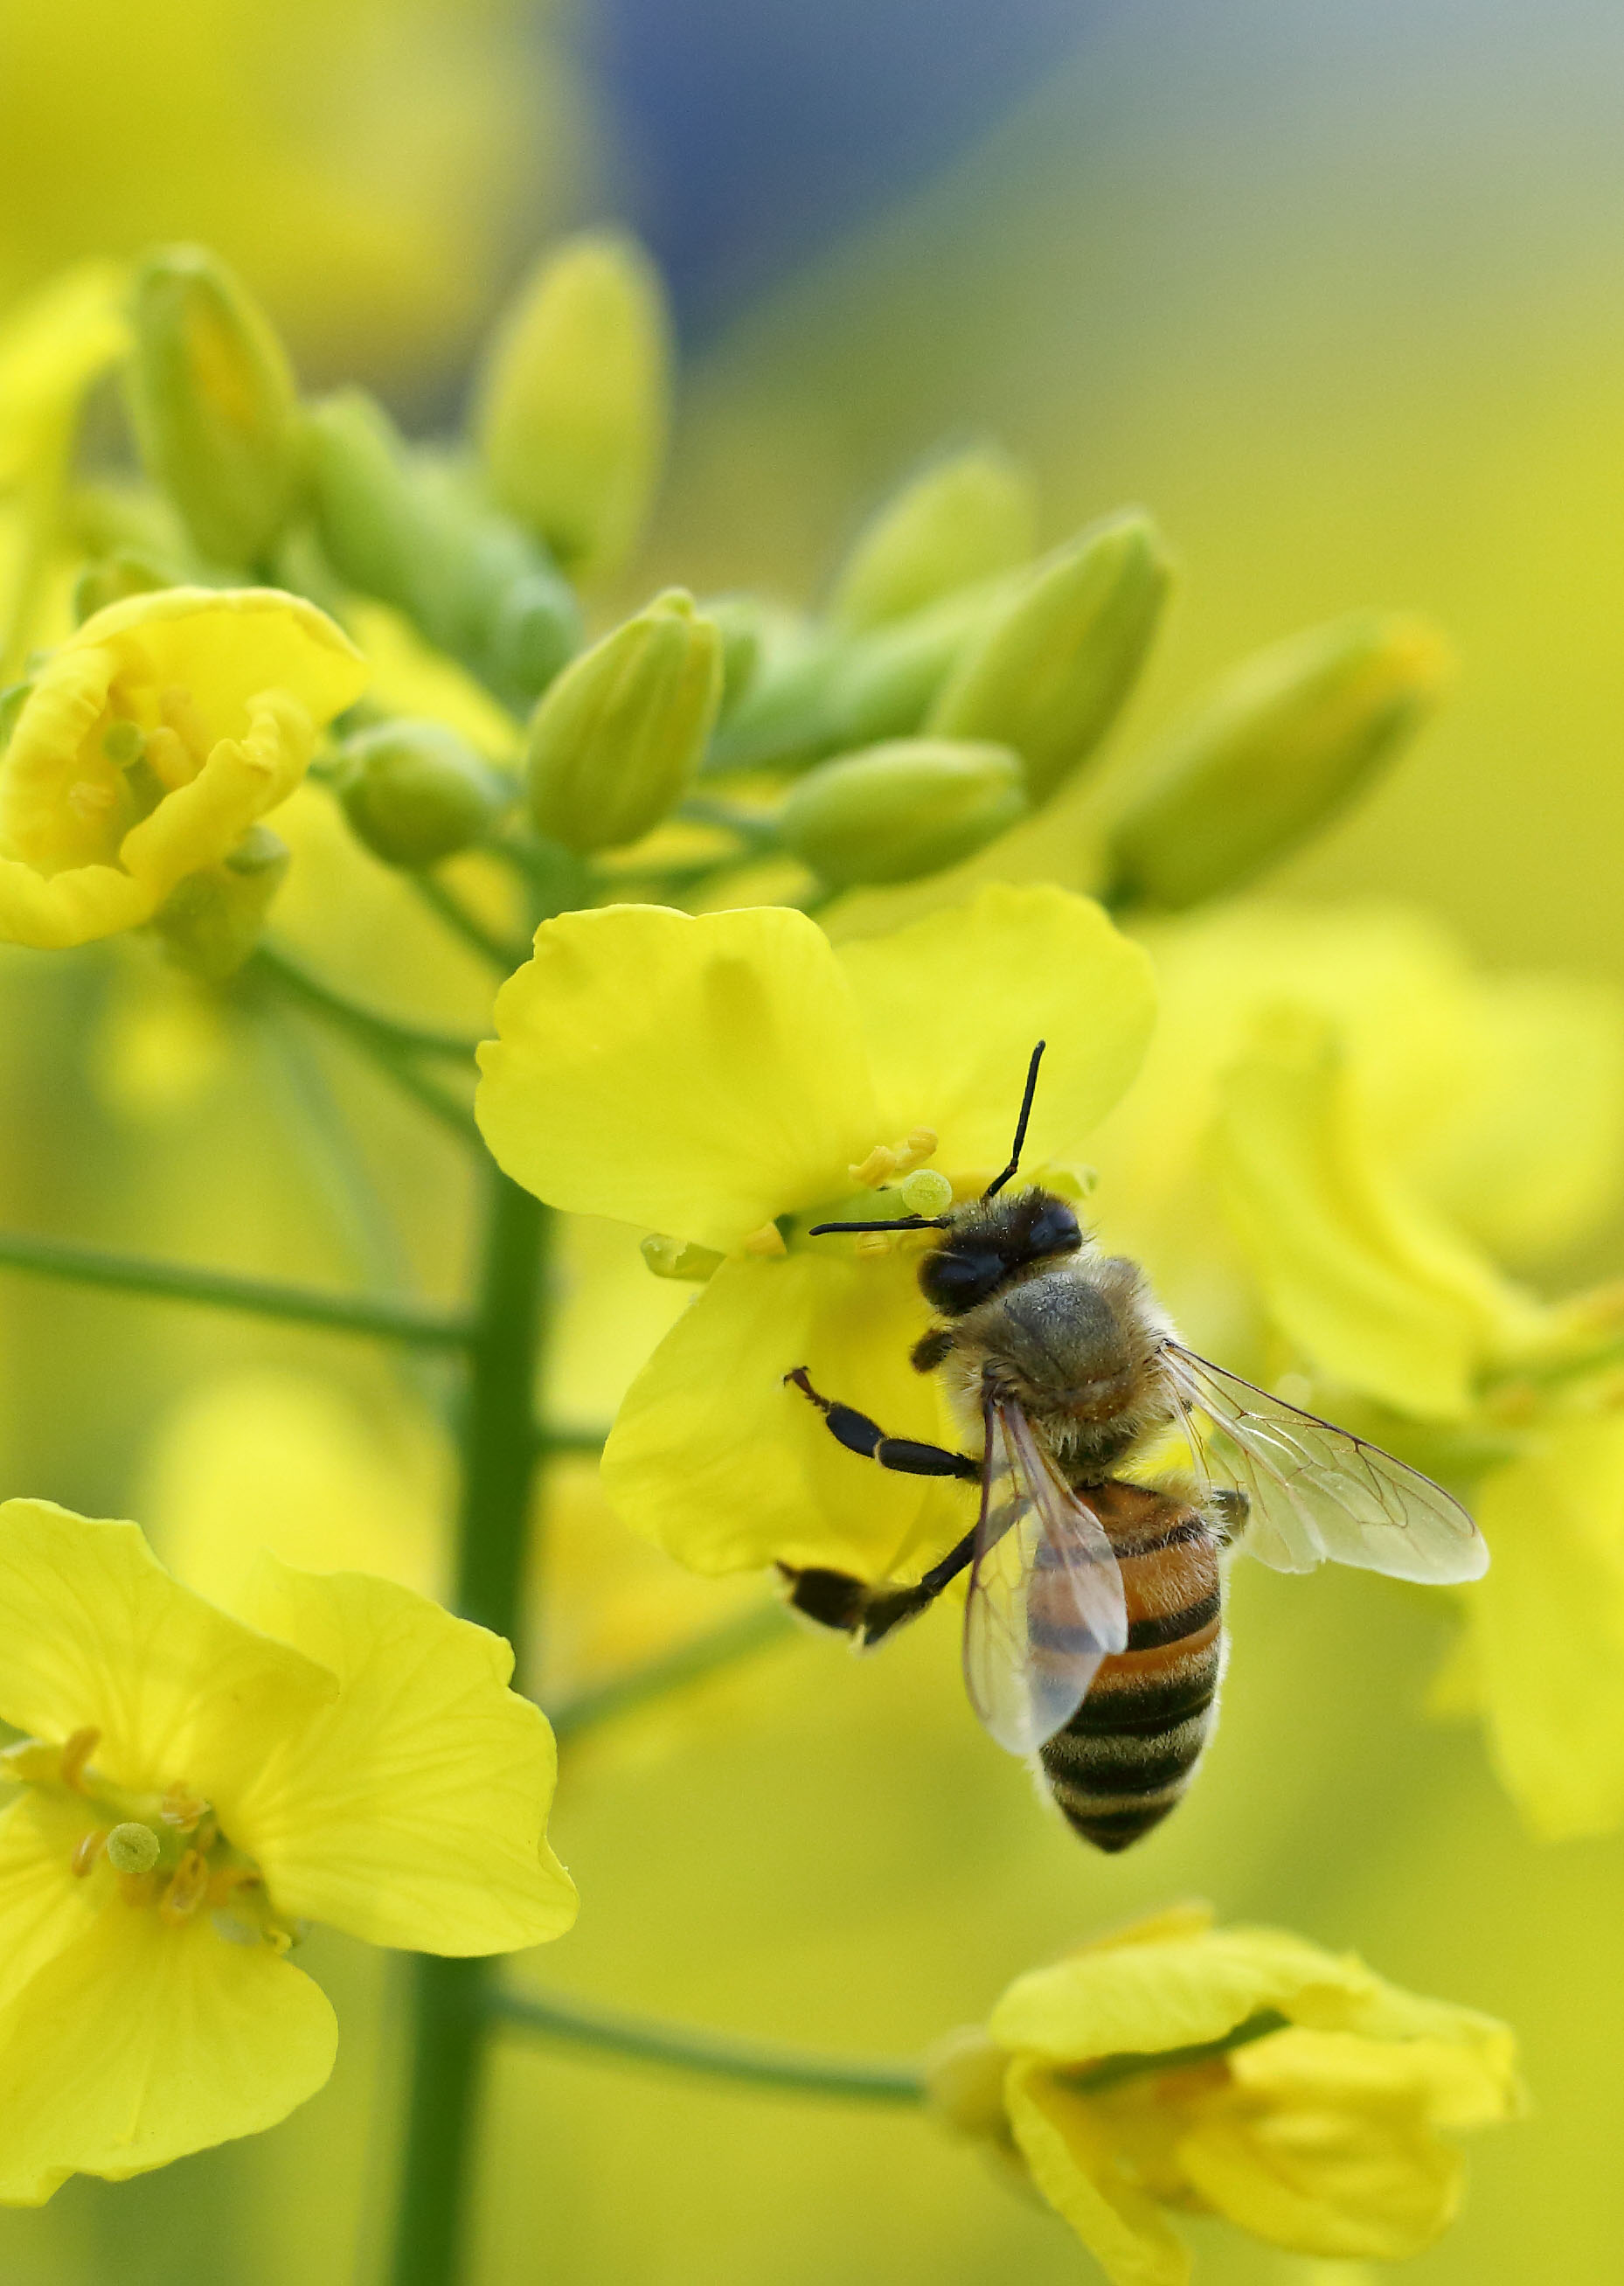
962, 1395, 1128, 1756
1163, 1345, 1488, 1584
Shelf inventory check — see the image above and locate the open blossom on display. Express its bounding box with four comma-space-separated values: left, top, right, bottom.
927, 1907, 1519, 2286
0, 585, 366, 948
0, 1498, 575, 2202
476, 883, 1156, 1578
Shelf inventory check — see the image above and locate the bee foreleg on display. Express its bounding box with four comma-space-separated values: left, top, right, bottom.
783, 1366, 981, 1482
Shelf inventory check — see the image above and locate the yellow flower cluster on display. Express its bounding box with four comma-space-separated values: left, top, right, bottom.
0, 1500, 573, 2201
929, 1907, 1518, 2284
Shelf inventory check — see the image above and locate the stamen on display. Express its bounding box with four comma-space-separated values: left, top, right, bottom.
160, 1785, 209, 1832
742, 1221, 788, 1258
59, 1728, 101, 1792
71, 1827, 108, 1878
67, 780, 117, 822
160, 684, 212, 768
159, 1848, 210, 1925
850, 1129, 940, 1189
854, 1232, 895, 1260
849, 1145, 899, 1188
142, 724, 196, 791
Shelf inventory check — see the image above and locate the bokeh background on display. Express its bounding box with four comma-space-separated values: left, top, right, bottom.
4, 0, 1624, 2278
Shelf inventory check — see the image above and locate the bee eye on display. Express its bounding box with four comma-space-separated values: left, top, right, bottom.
1028, 1202, 1082, 1256
920, 1248, 1007, 1314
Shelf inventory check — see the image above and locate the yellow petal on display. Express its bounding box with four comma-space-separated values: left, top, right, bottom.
0, 1793, 104, 2018
478, 904, 879, 1251
0, 1499, 336, 1800
0, 261, 128, 491
1227, 2024, 1519, 2135
601, 1250, 971, 1576
0, 1905, 336, 2203
59, 585, 367, 738
1468, 1418, 1624, 1840
1213, 1005, 1532, 1418
1004, 2060, 1192, 2286
231, 1562, 576, 1953
835, 884, 1155, 1180
115, 691, 312, 907
990, 1926, 1379, 2061
1176, 2030, 1476, 2262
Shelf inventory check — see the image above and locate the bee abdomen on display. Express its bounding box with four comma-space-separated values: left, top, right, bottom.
1038, 1490, 1225, 1853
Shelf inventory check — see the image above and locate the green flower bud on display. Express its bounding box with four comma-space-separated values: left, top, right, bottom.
828, 444, 1036, 633
337, 719, 505, 868
702, 594, 773, 722
475, 233, 670, 584
150, 825, 289, 980
72, 550, 171, 623
105, 1822, 161, 1876
308, 391, 581, 712
780, 738, 1027, 889
526, 590, 723, 853
927, 511, 1172, 803
1102, 612, 1453, 914
125, 246, 305, 569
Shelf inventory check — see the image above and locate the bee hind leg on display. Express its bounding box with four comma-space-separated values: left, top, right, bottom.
1207, 1485, 1250, 1547
782, 1367, 980, 1483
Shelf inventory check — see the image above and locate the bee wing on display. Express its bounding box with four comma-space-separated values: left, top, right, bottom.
1163, 1345, 1488, 1585
962, 1394, 1129, 1757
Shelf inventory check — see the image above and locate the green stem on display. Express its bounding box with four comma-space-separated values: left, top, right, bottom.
1063, 2010, 1290, 2096
248, 942, 482, 1060
0, 1227, 469, 1347
536, 1422, 610, 1458
387, 1168, 553, 2286
547, 1602, 795, 1747
488, 1984, 926, 2104
410, 872, 531, 972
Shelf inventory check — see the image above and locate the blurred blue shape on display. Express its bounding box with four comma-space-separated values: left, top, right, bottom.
588, 0, 1102, 336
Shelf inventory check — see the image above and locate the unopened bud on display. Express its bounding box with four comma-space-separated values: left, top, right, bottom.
780, 738, 1026, 889
1103, 612, 1452, 913
72, 551, 172, 623
106, 1822, 161, 1875
927, 511, 1171, 803
642, 1233, 725, 1282
337, 720, 504, 868
308, 391, 581, 713
126, 247, 304, 569
702, 594, 773, 721
476, 233, 670, 584
829, 446, 1036, 633
527, 589, 723, 852
150, 826, 289, 979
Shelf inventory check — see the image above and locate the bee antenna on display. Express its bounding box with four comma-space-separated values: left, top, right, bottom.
807, 1214, 952, 1236
982, 1039, 1046, 1200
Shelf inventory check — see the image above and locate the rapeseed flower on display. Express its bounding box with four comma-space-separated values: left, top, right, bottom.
0, 585, 365, 948
477, 884, 1155, 1576
927, 1906, 1518, 2284
0, 1497, 574, 2202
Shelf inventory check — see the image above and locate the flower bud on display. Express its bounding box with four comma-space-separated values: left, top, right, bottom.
308, 391, 581, 712
475, 233, 670, 584
780, 738, 1026, 889
336, 719, 505, 868
105, 1822, 161, 1876
1103, 612, 1452, 914
72, 551, 171, 623
927, 511, 1172, 803
149, 825, 289, 980
828, 445, 1036, 632
125, 246, 304, 569
526, 589, 723, 852
702, 594, 773, 721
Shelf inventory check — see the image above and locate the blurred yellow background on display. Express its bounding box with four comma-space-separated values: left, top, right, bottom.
3, 1, 1624, 2280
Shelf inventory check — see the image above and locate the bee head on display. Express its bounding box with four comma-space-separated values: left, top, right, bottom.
919, 1188, 1084, 1316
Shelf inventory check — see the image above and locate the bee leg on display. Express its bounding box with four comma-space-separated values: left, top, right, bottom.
911, 1327, 954, 1372
783, 1367, 981, 1482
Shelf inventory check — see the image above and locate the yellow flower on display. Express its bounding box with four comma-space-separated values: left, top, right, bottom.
0, 585, 366, 948
929, 1907, 1518, 2286
0, 1497, 574, 2202
477, 884, 1155, 1576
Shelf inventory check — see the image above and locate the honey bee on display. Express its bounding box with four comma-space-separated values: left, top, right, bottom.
783, 1042, 1488, 1852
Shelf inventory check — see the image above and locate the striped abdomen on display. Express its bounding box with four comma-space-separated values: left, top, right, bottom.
1039, 1479, 1225, 1853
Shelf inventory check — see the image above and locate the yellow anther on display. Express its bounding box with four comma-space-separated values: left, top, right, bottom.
59, 1727, 101, 1793
849, 1144, 899, 1188
742, 1220, 788, 1258
853, 1231, 895, 1260
67, 780, 117, 822
160, 1785, 210, 1832
897, 1126, 938, 1171
159, 1847, 210, 1925
71, 1827, 108, 1879
142, 723, 197, 791
850, 1129, 940, 1190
